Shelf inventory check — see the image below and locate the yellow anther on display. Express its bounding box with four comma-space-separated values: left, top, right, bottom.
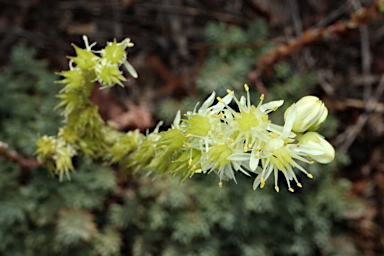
283, 141, 288, 146
185, 133, 192, 138
219, 112, 225, 118
254, 154, 259, 159
227, 89, 234, 94
307, 174, 313, 179
188, 159, 192, 166
309, 161, 315, 165
260, 94, 265, 100
248, 143, 252, 148
244, 146, 248, 152
195, 169, 202, 173
260, 177, 265, 188
217, 132, 224, 137
218, 142, 225, 145
306, 154, 312, 158
272, 106, 278, 111
217, 97, 223, 103
231, 143, 236, 147
185, 142, 191, 147
244, 84, 249, 91
297, 183, 302, 188
275, 186, 280, 192
254, 147, 261, 151
269, 132, 278, 138
191, 165, 196, 170
288, 188, 294, 192
296, 143, 301, 147
218, 181, 223, 188
227, 138, 234, 143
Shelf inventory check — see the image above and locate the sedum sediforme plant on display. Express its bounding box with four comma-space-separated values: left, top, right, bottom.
36, 36, 335, 192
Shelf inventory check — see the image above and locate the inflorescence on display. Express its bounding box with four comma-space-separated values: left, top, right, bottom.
35, 36, 335, 192
144, 85, 335, 192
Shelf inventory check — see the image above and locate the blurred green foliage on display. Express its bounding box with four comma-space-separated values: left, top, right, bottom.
0, 21, 361, 256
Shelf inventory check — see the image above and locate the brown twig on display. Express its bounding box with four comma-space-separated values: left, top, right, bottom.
147, 54, 188, 95
256, 0, 383, 74
335, 73, 384, 153
0, 141, 40, 169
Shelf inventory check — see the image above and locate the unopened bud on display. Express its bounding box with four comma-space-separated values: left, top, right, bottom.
285, 96, 328, 133
297, 132, 335, 164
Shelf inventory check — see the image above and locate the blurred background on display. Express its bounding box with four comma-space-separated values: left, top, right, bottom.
0, 0, 383, 255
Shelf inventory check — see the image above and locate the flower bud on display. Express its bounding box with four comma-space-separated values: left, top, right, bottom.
296, 132, 335, 164
95, 60, 126, 88
284, 96, 328, 133
69, 44, 99, 71
102, 39, 128, 65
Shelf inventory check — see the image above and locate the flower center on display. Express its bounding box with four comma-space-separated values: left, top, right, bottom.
185, 115, 211, 136
236, 107, 259, 132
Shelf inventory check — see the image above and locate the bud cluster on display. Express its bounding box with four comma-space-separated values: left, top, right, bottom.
142, 85, 335, 192
36, 36, 137, 179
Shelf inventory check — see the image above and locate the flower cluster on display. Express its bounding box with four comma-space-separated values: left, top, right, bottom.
150, 85, 335, 192
58, 36, 137, 94
35, 36, 335, 192
36, 36, 137, 179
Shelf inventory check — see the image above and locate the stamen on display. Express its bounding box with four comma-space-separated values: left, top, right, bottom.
217, 97, 223, 103
307, 173, 313, 179
309, 161, 314, 165
188, 159, 192, 166
195, 169, 202, 173
227, 89, 234, 94
288, 188, 294, 192
244, 84, 249, 91
185, 134, 192, 138
275, 186, 280, 192
296, 143, 300, 147
244, 146, 248, 152
260, 177, 265, 188
218, 182, 223, 188
260, 94, 265, 100
217, 132, 224, 137
297, 183, 302, 188
254, 154, 259, 159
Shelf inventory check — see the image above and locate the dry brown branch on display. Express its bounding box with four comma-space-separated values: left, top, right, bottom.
256, 0, 384, 74
335, 73, 384, 153
0, 141, 39, 169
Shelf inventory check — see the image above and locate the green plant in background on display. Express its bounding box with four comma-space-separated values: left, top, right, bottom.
0, 46, 118, 255
159, 20, 272, 122
198, 20, 269, 95
0, 20, 361, 256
